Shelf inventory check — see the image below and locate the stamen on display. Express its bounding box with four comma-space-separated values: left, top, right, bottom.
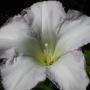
44, 43, 48, 47
36, 42, 60, 66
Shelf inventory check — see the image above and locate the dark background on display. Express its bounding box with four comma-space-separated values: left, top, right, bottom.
0, 0, 90, 90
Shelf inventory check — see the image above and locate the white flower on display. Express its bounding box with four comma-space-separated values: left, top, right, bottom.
0, 1, 90, 90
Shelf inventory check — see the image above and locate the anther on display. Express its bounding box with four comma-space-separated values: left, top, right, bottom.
44, 43, 48, 47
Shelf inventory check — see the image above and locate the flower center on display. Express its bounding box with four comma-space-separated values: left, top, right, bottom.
27, 30, 60, 66
35, 42, 60, 66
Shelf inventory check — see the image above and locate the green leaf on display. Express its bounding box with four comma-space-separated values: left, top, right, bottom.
32, 79, 58, 90
86, 65, 90, 74
83, 49, 90, 74
84, 50, 90, 65
36, 83, 54, 90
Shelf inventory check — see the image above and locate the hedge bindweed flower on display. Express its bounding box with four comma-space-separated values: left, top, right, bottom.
0, 1, 90, 90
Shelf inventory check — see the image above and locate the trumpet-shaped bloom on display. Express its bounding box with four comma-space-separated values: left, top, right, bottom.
0, 1, 90, 90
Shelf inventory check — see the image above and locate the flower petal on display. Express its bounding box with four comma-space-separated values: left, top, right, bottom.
0, 15, 30, 50
0, 49, 46, 90
0, 15, 43, 59
47, 50, 89, 90
25, 1, 66, 32
23, 1, 66, 51
55, 10, 90, 54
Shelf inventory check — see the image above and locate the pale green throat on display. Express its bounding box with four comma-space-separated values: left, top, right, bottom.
34, 42, 60, 66
27, 31, 61, 66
